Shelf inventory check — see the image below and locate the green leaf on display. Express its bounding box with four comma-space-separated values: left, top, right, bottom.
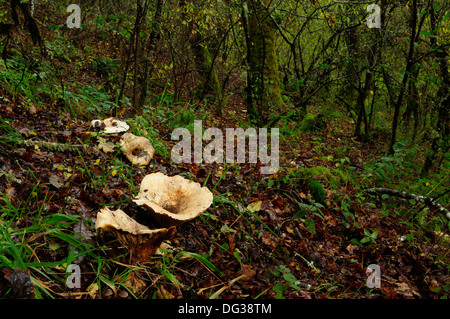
393, 142, 405, 152
304, 219, 316, 234
273, 284, 286, 299
293, 210, 307, 219
178, 252, 224, 276
218, 243, 229, 253
233, 249, 242, 266
283, 271, 296, 284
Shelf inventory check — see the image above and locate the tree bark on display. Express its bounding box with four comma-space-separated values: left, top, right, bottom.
421, 0, 449, 175
137, 0, 164, 110
117, 0, 149, 111
390, 0, 417, 154
245, 0, 284, 125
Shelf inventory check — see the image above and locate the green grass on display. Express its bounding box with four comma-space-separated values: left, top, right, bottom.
0, 190, 96, 298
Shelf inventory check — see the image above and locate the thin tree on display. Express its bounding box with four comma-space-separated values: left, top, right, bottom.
390, 0, 417, 154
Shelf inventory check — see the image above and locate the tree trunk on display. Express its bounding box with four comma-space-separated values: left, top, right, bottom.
178, 0, 222, 106
403, 63, 420, 139
241, 2, 257, 122
421, 0, 450, 175
137, 0, 163, 110
390, 0, 417, 154
245, 0, 284, 125
117, 0, 148, 110
191, 31, 222, 104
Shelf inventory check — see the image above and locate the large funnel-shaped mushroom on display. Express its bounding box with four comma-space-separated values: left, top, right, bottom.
133, 173, 213, 227
119, 133, 155, 166
95, 207, 176, 262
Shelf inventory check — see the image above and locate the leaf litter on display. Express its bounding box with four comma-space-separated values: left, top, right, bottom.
0, 99, 449, 300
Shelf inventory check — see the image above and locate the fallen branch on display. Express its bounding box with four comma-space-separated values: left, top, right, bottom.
18, 139, 91, 153
365, 187, 450, 221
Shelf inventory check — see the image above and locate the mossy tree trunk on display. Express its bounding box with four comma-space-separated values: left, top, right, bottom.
137, 0, 163, 110
191, 31, 223, 106
421, 0, 450, 175
244, 0, 284, 125
390, 0, 417, 154
179, 0, 222, 109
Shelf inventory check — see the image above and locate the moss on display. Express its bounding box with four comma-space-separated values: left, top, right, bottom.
299, 113, 317, 131
200, 44, 222, 101
299, 113, 327, 132
309, 179, 326, 204
248, 0, 285, 120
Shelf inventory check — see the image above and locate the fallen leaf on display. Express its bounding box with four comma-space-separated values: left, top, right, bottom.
124, 272, 147, 295
49, 174, 63, 189
395, 282, 421, 297
158, 285, 175, 299
87, 282, 99, 298
346, 243, 359, 254
97, 137, 116, 153
242, 264, 256, 279
247, 200, 262, 212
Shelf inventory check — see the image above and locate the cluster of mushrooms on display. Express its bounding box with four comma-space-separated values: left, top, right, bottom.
90, 118, 213, 262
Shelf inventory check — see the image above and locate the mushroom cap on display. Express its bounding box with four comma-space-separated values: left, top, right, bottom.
91, 117, 129, 134
119, 133, 155, 166
95, 207, 176, 261
133, 173, 213, 227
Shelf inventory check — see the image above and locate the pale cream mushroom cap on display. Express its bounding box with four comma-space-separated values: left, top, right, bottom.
119, 133, 155, 166
133, 173, 213, 227
95, 207, 176, 261
91, 117, 129, 134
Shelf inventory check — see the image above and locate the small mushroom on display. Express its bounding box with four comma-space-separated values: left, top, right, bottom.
91, 117, 129, 134
95, 207, 176, 262
119, 133, 155, 166
133, 173, 213, 227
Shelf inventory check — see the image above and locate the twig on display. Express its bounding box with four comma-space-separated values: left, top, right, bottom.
364, 187, 450, 221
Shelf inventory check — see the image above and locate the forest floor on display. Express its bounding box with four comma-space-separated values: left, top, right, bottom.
1, 89, 449, 299
0, 27, 449, 300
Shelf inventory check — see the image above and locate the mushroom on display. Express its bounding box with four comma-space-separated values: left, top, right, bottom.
91, 117, 129, 134
95, 207, 176, 262
119, 133, 155, 166
133, 173, 213, 227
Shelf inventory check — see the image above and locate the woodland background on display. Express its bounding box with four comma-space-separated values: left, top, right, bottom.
0, 0, 449, 299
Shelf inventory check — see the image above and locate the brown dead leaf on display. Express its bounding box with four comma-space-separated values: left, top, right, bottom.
297, 191, 308, 199
228, 235, 236, 251
124, 272, 147, 295
395, 282, 421, 298
325, 214, 338, 227
158, 285, 175, 299
261, 231, 277, 249
49, 174, 64, 189
29, 104, 37, 114
242, 264, 256, 279
346, 243, 359, 254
